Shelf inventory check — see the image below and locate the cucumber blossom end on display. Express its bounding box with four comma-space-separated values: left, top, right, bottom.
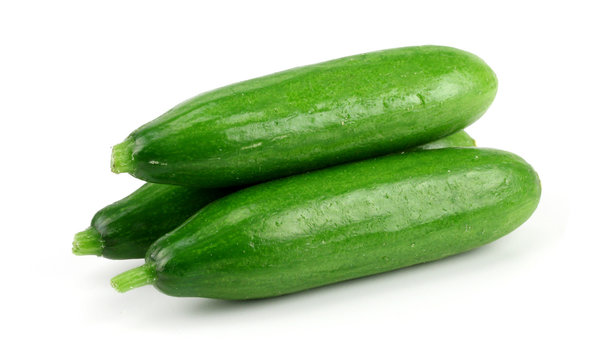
111, 264, 156, 293
72, 227, 104, 256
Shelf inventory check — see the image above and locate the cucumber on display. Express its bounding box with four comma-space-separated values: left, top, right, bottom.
111, 147, 540, 299
415, 130, 476, 150
74, 131, 475, 259
111, 45, 497, 188
72, 184, 230, 259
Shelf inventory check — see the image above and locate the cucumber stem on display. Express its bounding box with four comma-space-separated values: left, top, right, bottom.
111, 264, 156, 293
72, 227, 104, 256
111, 137, 134, 174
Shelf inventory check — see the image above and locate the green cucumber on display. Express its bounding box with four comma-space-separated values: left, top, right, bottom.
74, 131, 475, 260
72, 184, 230, 259
111, 147, 540, 299
111, 45, 496, 188
415, 130, 476, 150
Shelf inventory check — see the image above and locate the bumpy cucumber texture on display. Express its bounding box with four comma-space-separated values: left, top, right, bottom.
74, 131, 475, 259
111, 46, 497, 187
111, 148, 540, 299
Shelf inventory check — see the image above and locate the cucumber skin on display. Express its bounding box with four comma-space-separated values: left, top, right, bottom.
116, 45, 497, 187
91, 184, 230, 259
145, 148, 540, 300
86, 131, 475, 259
416, 130, 475, 150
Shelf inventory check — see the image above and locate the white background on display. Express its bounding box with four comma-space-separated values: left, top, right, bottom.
1, 1, 593, 359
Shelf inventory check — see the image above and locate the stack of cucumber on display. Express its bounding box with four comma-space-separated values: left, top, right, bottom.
73, 45, 541, 300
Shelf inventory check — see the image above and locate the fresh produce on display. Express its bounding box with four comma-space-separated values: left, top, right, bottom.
70, 45, 540, 304
72, 184, 230, 259
111, 148, 541, 300
415, 129, 475, 150
73, 131, 475, 260
111, 45, 497, 188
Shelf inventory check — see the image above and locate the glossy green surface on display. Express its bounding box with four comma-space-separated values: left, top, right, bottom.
76, 131, 474, 260
81, 183, 230, 259
416, 130, 475, 150
114, 148, 540, 299
112, 46, 497, 187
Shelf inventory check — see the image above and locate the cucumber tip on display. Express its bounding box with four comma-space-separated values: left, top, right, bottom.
111, 138, 134, 174
111, 264, 156, 293
72, 227, 104, 256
